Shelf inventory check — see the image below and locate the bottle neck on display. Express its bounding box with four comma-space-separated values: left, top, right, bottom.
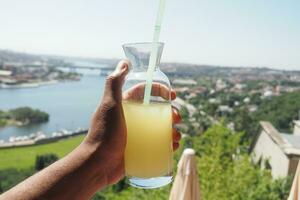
123, 42, 164, 73
132, 65, 160, 72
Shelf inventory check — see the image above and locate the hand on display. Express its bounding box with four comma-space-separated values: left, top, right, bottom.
83, 60, 181, 186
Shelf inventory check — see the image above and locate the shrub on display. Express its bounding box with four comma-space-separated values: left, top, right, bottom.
35, 153, 59, 171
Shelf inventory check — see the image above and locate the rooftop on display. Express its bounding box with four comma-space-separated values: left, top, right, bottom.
260, 121, 300, 156
280, 134, 300, 150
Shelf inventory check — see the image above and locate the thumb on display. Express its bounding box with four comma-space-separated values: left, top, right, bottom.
103, 59, 130, 103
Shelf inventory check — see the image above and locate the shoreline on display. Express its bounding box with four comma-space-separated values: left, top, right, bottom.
0, 79, 81, 89
0, 120, 25, 128
0, 129, 88, 149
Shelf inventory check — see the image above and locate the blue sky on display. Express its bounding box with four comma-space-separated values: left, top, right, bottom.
0, 0, 299, 70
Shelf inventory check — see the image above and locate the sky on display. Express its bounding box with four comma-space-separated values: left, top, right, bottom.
0, 0, 299, 70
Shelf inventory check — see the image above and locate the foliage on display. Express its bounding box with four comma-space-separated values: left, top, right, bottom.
0, 144, 79, 193
56, 71, 80, 80
179, 106, 189, 119
245, 80, 265, 91
203, 103, 218, 117
9, 107, 49, 124
0, 135, 84, 170
219, 92, 300, 143
192, 124, 292, 200
0, 168, 34, 192
280, 80, 300, 87
112, 178, 129, 193
229, 107, 260, 143
253, 92, 300, 132
0, 119, 6, 127
0, 110, 10, 127
0, 154, 59, 193
35, 153, 59, 171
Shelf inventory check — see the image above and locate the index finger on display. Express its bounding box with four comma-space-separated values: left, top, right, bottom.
123, 82, 176, 101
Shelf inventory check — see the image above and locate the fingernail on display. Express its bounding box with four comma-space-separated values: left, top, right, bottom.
112, 60, 130, 76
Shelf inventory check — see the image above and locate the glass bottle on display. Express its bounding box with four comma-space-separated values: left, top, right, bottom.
122, 42, 173, 189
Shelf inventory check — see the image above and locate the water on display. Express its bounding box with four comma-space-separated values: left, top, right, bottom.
0, 74, 106, 141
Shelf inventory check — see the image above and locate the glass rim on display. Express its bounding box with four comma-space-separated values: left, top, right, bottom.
122, 42, 164, 48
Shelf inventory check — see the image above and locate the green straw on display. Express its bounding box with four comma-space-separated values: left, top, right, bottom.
143, 0, 167, 105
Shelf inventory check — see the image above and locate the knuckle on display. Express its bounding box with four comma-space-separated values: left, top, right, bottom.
106, 74, 117, 83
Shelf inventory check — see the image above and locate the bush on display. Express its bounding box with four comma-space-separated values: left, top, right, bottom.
35, 153, 59, 171
0, 168, 34, 193
112, 178, 128, 193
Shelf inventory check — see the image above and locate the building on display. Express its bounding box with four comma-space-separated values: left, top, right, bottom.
215, 79, 227, 91
217, 105, 233, 114
173, 97, 197, 117
294, 121, 300, 135
172, 79, 197, 86
0, 70, 12, 77
252, 121, 300, 179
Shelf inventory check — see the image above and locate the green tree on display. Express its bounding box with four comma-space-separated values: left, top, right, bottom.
10, 107, 49, 124
192, 124, 291, 200
253, 92, 300, 132
232, 108, 259, 143
35, 154, 59, 171
179, 106, 189, 119
0, 110, 9, 126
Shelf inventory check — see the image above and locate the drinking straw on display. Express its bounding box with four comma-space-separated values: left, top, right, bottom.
143, 0, 167, 105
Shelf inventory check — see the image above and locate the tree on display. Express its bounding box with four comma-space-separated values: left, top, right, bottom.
35, 154, 59, 171
192, 124, 292, 200
9, 107, 49, 124
0, 182, 3, 193
231, 107, 259, 143
253, 92, 300, 132
179, 106, 189, 119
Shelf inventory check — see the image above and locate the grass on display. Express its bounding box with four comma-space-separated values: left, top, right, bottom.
0, 135, 84, 170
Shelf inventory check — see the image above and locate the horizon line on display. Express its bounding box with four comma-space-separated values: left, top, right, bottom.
0, 48, 299, 72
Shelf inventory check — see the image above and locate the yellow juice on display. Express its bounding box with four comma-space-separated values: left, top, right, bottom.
123, 102, 173, 178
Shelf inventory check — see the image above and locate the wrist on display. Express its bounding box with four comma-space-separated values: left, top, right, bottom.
76, 141, 109, 190
80, 138, 125, 186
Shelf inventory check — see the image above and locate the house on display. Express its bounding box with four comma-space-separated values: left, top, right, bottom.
294, 121, 300, 135
252, 121, 300, 179
248, 105, 258, 112
172, 97, 197, 117
0, 70, 12, 77
243, 97, 250, 104
218, 105, 233, 113
215, 79, 227, 91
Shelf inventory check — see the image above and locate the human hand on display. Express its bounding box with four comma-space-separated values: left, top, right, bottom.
83, 60, 181, 187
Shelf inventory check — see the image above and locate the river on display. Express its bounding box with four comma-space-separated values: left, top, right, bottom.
0, 69, 106, 141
